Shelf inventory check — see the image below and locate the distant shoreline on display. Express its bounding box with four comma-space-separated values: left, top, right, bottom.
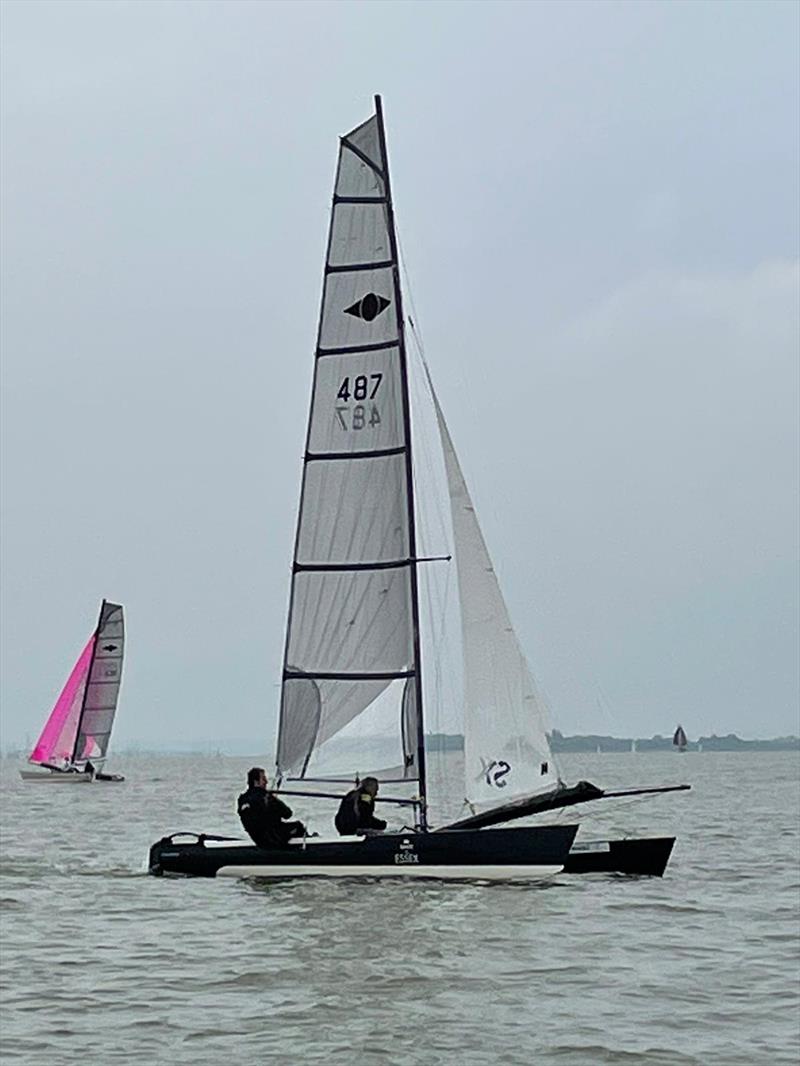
5, 730, 797, 757
547, 730, 800, 753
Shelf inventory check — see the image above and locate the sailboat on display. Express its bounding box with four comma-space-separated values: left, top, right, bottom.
20, 600, 126, 783
148, 97, 686, 880
673, 725, 688, 752
148, 98, 577, 879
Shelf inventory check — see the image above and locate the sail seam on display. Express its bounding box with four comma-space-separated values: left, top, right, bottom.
325, 259, 393, 274
305, 445, 406, 462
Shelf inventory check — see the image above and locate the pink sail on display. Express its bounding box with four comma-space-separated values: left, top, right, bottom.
29, 636, 96, 766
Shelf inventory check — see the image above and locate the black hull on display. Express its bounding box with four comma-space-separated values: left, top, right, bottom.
564, 837, 675, 877
148, 824, 578, 880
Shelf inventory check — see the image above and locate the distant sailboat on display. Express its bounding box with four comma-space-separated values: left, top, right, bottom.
20, 601, 126, 783
673, 725, 688, 753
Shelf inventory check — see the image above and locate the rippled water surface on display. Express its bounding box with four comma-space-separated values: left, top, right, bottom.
1, 751, 798, 1065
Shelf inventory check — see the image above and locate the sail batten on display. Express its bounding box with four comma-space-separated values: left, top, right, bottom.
317, 340, 399, 357
326, 260, 394, 275
284, 670, 416, 681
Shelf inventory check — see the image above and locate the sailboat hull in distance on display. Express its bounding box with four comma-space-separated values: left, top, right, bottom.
18, 768, 124, 783
19, 768, 94, 783
148, 824, 578, 881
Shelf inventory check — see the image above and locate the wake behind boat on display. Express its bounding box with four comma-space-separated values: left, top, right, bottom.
21, 601, 126, 784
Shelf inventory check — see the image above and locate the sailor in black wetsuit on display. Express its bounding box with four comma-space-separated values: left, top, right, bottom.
237, 767, 308, 847
335, 776, 387, 835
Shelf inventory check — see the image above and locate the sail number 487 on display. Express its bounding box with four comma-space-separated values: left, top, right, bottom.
335, 374, 382, 432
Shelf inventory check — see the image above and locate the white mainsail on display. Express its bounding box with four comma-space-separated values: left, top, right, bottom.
276, 109, 422, 791
432, 392, 561, 811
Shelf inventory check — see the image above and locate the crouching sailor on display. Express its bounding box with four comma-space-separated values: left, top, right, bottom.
237, 767, 308, 847
335, 776, 387, 835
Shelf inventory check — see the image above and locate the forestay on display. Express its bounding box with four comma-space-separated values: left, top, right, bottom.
433, 394, 561, 811
277, 108, 422, 790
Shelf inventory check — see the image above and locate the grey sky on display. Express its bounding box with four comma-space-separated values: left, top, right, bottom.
1, 0, 797, 751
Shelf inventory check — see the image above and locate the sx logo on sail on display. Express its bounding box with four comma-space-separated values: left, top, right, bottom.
480, 758, 512, 788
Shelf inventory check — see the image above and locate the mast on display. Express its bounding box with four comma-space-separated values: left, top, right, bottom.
70, 598, 104, 765
374, 95, 428, 830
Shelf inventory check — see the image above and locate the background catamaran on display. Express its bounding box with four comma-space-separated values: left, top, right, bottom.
149, 96, 686, 879
21, 600, 125, 783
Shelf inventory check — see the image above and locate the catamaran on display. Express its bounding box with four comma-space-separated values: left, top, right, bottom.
21, 600, 125, 783
148, 97, 686, 880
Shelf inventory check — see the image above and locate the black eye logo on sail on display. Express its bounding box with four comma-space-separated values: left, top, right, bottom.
102, 644, 118, 652
343, 292, 391, 323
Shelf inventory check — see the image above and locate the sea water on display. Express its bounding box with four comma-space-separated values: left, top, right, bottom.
1, 751, 798, 1065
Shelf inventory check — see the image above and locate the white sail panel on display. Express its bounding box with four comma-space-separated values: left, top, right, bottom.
335, 118, 385, 200
434, 400, 560, 809
319, 268, 397, 349
74, 602, 124, 765
329, 204, 390, 268
309, 348, 404, 454
335, 148, 384, 198
279, 677, 391, 776
298, 454, 408, 565
277, 109, 417, 785
287, 569, 413, 674
300, 677, 417, 782
343, 115, 383, 170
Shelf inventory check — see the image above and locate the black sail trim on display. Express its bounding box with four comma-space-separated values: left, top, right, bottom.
334, 195, 388, 205
284, 669, 416, 681
294, 559, 411, 574
340, 137, 386, 179
325, 259, 393, 275
305, 445, 406, 462
317, 340, 398, 358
